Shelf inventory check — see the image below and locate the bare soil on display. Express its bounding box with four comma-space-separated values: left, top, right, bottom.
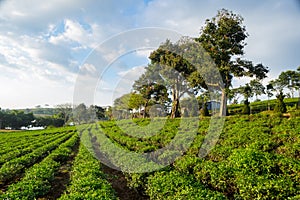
39, 140, 80, 200
90, 136, 149, 200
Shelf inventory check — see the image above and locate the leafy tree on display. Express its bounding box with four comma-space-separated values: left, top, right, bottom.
181, 97, 199, 117
242, 99, 251, 115
89, 105, 106, 120
227, 88, 236, 104
274, 91, 287, 113
227, 87, 243, 104
113, 93, 137, 119
196, 9, 268, 116
240, 84, 252, 115
55, 103, 72, 125
196, 91, 210, 116
105, 106, 113, 120
133, 64, 171, 117
128, 93, 144, 110
128, 93, 145, 118
249, 79, 265, 101
148, 38, 206, 118
269, 79, 285, 94
35, 116, 64, 127
0, 110, 34, 129
114, 93, 131, 111
73, 103, 89, 124
278, 70, 299, 98
266, 83, 274, 111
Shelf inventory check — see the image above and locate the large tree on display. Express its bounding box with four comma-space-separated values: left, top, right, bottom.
240, 83, 253, 114
249, 79, 265, 101
73, 103, 88, 124
55, 103, 72, 126
196, 9, 268, 116
277, 70, 300, 98
89, 105, 106, 120
148, 38, 206, 118
133, 65, 169, 118
113, 93, 132, 119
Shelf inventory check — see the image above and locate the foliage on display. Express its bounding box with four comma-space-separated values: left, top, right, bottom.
274, 91, 287, 113
55, 103, 72, 125
181, 97, 200, 117
72, 103, 106, 124
277, 70, 300, 98
196, 9, 268, 116
147, 38, 207, 118
249, 79, 265, 100
0, 130, 74, 184
35, 116, 64, 127
200, 102, 209, 117
96, 114, 300, 199
1, 130, 78, 199
133, 66, 170, 118
146, 170, 226, 199
59, 143, 117, 200
0, 110, 34, 129
242, 99, 250, 115
228, 97, 298, 114
0, 112, 299, 199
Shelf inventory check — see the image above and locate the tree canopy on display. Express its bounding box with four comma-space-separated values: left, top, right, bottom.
138, 38, 207, 118
196, 9, 269, 116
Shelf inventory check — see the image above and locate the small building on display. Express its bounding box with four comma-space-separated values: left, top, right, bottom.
207, 101, 221, 110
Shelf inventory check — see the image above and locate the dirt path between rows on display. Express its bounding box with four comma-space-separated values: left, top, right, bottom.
40, 140, 80, 200
91, 136, 149, 200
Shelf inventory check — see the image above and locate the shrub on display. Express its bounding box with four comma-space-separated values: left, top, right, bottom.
274, 92, 287, 113
242, 99, 250, 115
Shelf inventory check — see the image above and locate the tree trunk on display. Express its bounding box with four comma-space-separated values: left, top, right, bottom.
143, 101, 149, 118
267, 96, 270, 111
171, 87, 180, 118
171, 98, 180, 118
297, 90, 300, 109
220, 88, 227, 116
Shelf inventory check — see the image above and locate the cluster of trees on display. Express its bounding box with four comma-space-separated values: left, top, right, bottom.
0, 110, 34, 130
0, 103, 109, 130
229, 67, 300, 114
113, 9, 269, 118
72, 103, 108, 124
40, 103, 108, 127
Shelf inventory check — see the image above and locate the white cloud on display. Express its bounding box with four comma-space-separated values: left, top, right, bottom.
49, 19, 97, 49
135, 49, 152, 58
117, 65, 145, 78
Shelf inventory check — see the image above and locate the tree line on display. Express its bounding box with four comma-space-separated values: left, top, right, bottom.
0, 103, 109, 130
228, 67, 300, 114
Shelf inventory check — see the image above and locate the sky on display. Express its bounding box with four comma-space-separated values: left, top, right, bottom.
0, 0, 299, 109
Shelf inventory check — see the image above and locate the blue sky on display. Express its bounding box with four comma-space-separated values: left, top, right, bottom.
0, 0, 299, 109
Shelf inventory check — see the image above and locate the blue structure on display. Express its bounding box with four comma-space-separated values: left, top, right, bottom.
207, 101, 221, 110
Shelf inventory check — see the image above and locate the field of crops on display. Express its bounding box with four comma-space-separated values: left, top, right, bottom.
0, 113, 299, 199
